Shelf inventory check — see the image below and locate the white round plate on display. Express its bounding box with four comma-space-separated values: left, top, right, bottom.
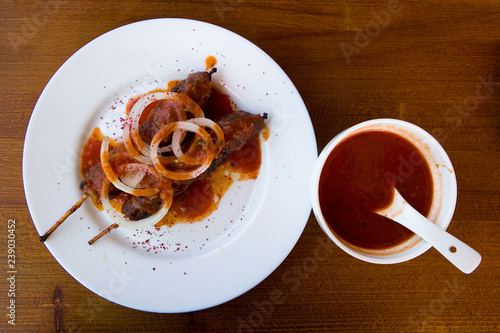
23, 18, 317, 313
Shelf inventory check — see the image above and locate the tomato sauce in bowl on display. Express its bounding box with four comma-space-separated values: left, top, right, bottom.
311, 118, 457, 263
318, 130, 433, 250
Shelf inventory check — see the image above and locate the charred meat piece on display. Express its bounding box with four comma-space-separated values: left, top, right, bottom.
170, 110, 265, 192
79, 143, 139, 201
205, 110, 265, 174
79, 168, 123, 202
121, 110, 266, 220
79, 164, 106, 201
139, 70, 216, 141
121, 196, 162, 221
170, 70, 215, 107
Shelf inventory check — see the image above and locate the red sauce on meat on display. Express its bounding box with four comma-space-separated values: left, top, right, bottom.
318, 130, 433, 250
80, 127, 104, 179
227, 136, 261, 176
203, 88, 236, 120
162, 134, 262, 226
169, 180, 214, 219
81, 83, 263, 226
158, 97, 262, 226
80, 128, 108, 208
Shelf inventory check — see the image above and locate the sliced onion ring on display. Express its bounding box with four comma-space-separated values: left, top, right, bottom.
122, 121, 152, 165
171, 121, 214, 165
119, 169, 146, 188
100, 178, 173, 230
100, 137, 159, 197
150, 122, 216, 180
171, 118, 224, 165
123, 92, 204, 164
115, 163, 162, 197
100, 136, 116, 181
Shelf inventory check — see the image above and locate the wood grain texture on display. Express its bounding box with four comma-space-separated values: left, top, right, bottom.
1, 0, 499, 332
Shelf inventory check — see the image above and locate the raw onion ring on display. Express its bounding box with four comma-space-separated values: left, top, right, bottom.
115, 163, 162, 197
150, 122, 216, 180
119, 169, 146, 188
171, 122, 213, 165
123, 92, 203, 164
171, 118, 224, 165
100, 137, 159, 197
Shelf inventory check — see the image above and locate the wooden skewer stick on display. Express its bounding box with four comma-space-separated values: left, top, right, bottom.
88, 223, 119, 245
40, 194, 89, 242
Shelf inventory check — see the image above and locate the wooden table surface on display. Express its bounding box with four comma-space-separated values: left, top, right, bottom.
1, 0, 499, 332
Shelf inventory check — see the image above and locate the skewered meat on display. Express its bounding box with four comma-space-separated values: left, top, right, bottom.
170, 69, 215, 107
121, 110, 265, 220
41, 65, 268, 244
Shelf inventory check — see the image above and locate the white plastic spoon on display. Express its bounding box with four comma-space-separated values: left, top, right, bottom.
376, 188, 482, 274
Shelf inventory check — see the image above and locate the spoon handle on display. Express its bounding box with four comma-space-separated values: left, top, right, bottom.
379, 190, 482, 274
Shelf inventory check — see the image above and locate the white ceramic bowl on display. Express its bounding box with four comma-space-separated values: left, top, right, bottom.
310, 118, 457, 264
